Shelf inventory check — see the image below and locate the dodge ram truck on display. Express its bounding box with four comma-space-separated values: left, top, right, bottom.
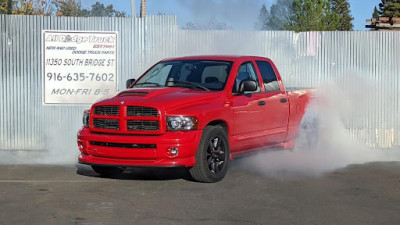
77, 55, 315, 182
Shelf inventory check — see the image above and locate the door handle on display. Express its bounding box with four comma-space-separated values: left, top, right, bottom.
280, 98, 287, 103
258, 100, 266, 106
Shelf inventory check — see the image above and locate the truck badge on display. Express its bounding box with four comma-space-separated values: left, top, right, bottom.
120, 101, 124, 105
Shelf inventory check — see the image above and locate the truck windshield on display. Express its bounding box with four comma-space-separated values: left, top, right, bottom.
134, 60, 233, 91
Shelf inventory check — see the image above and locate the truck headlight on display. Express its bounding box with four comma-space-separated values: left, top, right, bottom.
82, 110, 90, 128
167, 116, 198, 131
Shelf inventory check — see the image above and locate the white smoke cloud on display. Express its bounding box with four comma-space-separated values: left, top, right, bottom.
176, 0, 263, 29
237, 72, 400, 178
0, 109, 82, 165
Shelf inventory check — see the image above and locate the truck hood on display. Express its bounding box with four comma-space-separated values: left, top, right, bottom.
94, 87, 222, 110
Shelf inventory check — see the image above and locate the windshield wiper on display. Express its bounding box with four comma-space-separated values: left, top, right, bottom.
134, 82, 161, 87
167, 81, 210, 91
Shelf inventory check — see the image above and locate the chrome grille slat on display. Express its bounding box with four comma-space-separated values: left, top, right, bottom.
127, 120, 159, 131
127, 106, 158, 117
94, 106, 119, 116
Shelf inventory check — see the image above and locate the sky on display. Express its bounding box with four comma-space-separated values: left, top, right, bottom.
82, 0, 380, 31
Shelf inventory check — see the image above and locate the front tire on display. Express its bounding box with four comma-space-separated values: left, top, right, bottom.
189, 126, 230, 183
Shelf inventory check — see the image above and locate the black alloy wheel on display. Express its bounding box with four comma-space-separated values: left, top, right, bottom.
206, 137, 226, 174
189, 125, 230, 183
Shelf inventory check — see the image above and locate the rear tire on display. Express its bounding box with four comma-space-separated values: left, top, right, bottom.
91, 165, 123, 177
189, 126, 230, 183
297, 111, 319, 149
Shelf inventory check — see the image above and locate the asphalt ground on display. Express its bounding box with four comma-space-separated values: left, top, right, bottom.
0, 161, 400, 225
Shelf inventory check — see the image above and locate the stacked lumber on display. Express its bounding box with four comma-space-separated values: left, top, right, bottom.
366, 17, 400, 30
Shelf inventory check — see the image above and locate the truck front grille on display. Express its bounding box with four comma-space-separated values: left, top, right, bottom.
91, 105, 162, 134
127, 106, 158, 117
127, 120, 159, 131
94, 106, 119, 116
93, 118, 119, 130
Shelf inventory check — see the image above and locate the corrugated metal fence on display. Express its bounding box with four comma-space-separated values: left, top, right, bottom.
1, 15, 399, 157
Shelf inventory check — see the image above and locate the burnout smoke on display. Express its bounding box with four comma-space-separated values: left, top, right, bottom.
0, 115, 81, 165
177, 0, 260, 29
238, 73, 400, 178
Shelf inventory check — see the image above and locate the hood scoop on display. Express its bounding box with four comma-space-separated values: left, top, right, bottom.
118, 87, 178, 98
119, 91, 148, 97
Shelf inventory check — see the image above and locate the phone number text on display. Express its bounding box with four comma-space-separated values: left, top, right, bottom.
47, 72, 115, 82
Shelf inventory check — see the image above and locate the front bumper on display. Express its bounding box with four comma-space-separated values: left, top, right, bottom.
77, 127, 202, 167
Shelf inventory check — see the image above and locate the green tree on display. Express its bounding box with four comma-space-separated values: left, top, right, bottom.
79, 8, 89, 16
0, 0, 14, 14
255, 4, 269, 30
0, 0, 8, 14
330, 0, 353, 30
285, 0, 339, 32
54, 0, 81, 16
11, 0, 53, 15
268, 0, 293, 30
7, 0, 12, 13
378, 0, 400, 17
89, 2, 125, 17
372, 6, 380, 18
54, 0, 125, 17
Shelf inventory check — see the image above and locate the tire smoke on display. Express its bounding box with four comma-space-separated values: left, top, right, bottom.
238, 73, 400, 178
176, 0, 260, 30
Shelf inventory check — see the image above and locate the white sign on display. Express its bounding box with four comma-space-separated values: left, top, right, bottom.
42, 30, 118, 104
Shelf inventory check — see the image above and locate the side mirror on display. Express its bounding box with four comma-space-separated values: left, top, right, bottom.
126, 79, 136, 89
238, 79, 257, 94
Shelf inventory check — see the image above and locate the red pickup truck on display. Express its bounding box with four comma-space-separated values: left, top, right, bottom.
77, 56, 314, 182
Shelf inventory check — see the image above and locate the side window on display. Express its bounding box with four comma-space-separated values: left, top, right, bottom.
256, 60, 280, 92
233, 62, 260, 94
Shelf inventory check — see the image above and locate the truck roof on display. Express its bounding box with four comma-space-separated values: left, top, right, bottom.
161, 55, 271, 62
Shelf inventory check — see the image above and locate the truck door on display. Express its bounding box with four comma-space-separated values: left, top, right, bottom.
255, 60, 289, 144
231, 62, 268, 151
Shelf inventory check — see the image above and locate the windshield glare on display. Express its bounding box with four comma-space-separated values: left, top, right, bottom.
134, 60, 233, 91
